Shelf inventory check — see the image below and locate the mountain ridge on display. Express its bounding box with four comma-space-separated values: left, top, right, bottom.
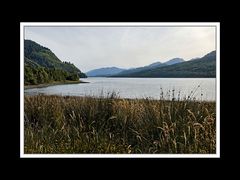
112, 51, 216, 78
87, 57, 185, 77
86, 67, 126, 77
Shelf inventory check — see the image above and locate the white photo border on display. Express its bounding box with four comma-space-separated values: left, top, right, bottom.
20, 22, 220, 158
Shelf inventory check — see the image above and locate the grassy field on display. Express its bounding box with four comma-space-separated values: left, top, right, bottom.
24, 94, 216, 154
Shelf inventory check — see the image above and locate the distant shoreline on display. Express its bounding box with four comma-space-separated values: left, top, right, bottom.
88, 76, 216, 78
24, 80, 89, 90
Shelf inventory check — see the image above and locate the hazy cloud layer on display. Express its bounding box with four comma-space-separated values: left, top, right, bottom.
25, 26, 215, 72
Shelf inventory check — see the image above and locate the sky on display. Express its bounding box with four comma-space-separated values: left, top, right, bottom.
24, 26, 215, 72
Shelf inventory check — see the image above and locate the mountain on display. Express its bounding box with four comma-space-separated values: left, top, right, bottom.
112, 51, 216, 78
24, 40, 86, 85
86, 67, 126, 77
112, 61, 166, 77
113, 58, 184, 77
148, 62, 163, 67
203, 50, 216, 58
164, 58, 185, 65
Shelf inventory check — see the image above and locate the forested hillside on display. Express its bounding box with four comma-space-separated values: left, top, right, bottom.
24, 40, 86, 85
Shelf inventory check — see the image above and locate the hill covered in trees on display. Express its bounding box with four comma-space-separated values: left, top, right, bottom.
24, 40, 86, 85
112, 51, 216, 78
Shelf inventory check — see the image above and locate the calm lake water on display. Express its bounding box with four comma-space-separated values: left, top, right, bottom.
24, 78, 216, 101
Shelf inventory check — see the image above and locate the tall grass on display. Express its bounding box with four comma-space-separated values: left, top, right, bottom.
24, 94, 216, 154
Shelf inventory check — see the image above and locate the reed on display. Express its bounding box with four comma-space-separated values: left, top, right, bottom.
24, 93, 216, 154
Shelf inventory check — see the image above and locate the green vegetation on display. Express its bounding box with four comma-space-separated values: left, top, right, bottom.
24, 40, 87, 85
24, 94, 216, 154
112, 51, 216, 78
24, 63, 80, 85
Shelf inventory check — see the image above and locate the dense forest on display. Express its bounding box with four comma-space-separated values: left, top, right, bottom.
24, 40, 86, 85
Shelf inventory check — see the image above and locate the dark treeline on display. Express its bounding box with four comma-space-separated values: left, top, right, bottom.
24, 65, 80, 85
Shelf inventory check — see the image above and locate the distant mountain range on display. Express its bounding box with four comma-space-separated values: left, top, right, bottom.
86, 58, 184, 77
86, 51, 216, 78
114, 58, 185, 77
86, 67, 126, 77
112, 51, 216, 78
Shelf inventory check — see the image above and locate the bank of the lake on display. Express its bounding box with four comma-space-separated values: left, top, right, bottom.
24, 80, 89, 90
24, 94, 216, 154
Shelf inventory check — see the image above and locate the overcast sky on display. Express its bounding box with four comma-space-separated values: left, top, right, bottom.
25, 26, 215, 72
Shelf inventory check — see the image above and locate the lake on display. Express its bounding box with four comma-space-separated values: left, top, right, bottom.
24, 77, 216, 101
